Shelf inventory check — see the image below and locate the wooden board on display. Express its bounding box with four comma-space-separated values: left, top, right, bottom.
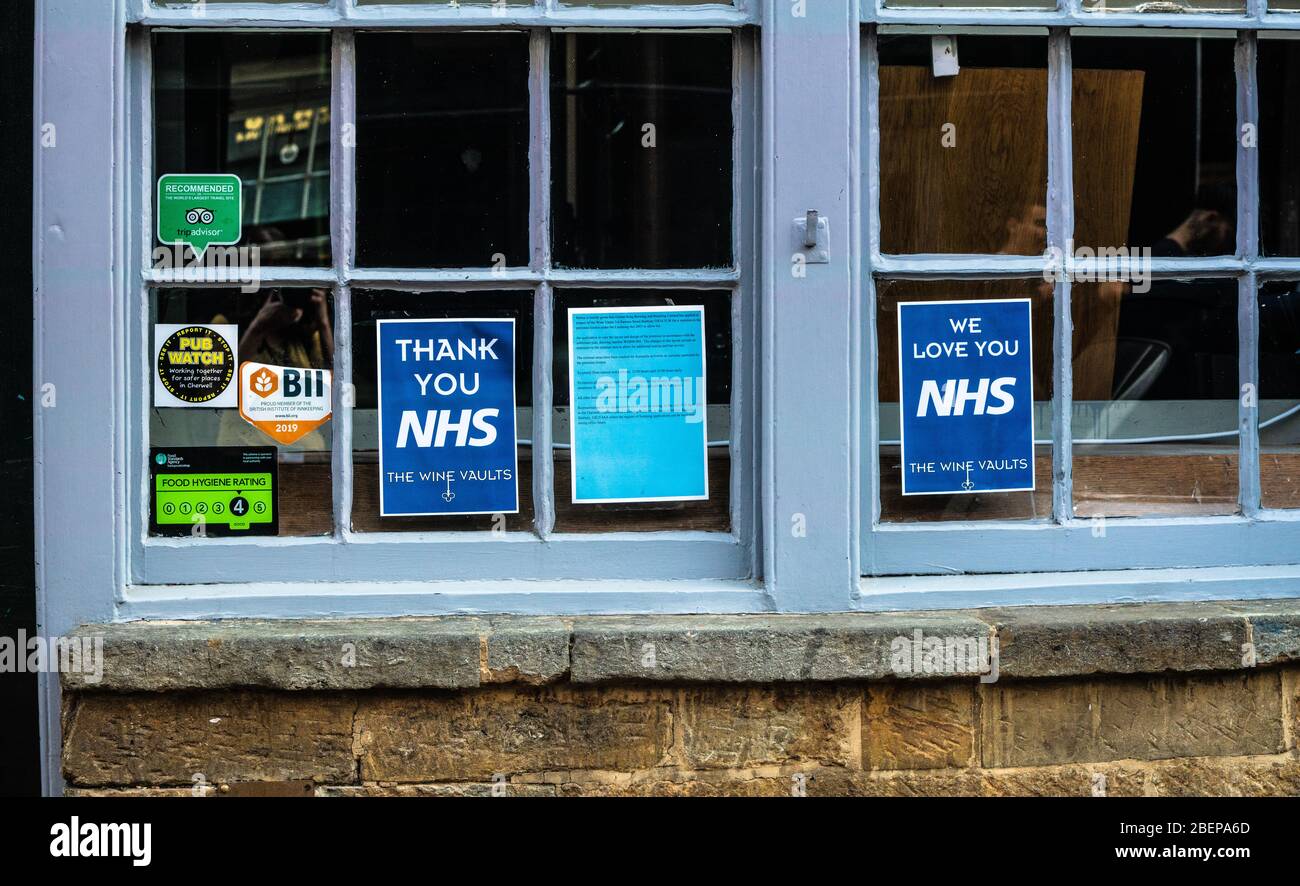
276, 449, 732, 536
878, 66, 1145, 403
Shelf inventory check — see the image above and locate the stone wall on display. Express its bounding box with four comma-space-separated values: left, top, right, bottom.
60, 602, 1300, 797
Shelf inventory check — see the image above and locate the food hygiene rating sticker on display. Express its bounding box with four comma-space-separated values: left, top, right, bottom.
154, 323, 239, 408
150, 447, 278, 537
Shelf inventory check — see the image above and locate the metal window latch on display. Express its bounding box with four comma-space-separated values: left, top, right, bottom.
794, 209, 829, 264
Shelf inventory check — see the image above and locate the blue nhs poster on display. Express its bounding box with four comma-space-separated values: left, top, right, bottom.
377, 318, 518, 516
569, 306, 708, 503
897, 298, 1034, 496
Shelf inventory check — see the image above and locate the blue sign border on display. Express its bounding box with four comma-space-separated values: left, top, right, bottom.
375, 317, 520, 517
896, 297, 1036, 497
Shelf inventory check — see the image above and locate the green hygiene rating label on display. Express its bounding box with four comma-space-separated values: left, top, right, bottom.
150, 447, 278, 537
157, 174, 243, 258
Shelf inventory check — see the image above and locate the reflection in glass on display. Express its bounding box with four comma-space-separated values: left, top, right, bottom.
350, 291, 534, 533
1081, 0, 1244, 11
356, 33, 530, 269
1258, 282, 1300, 509
150, 288, 335, 537
553, 290, 731, 532
886, 0, 1053, 6
154, 33, 332, 267
876, 279, 1054, 523
1072, 279, 1239, 517
551, 33, 733, 269
878, 35, 1048, 256
1072, 36, 1237, 258
1260, 39, 1300, 256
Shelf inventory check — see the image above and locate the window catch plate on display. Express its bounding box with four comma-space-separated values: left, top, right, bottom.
794, 210, 830, 264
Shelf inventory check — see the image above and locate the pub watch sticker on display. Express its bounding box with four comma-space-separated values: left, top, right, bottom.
154, 324, 239, 408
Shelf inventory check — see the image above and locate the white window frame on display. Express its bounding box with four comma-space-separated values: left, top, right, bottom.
856, 0, 1300, 609
123, 2, 769, 616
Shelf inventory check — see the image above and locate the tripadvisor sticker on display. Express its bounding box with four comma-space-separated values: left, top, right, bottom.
239, 361, 333, 445
155, 323, 239, 408
157, 173, 243, 258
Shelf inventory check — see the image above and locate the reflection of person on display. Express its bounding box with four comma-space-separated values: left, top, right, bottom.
211, 288, 334, 452
999, 204, 1053, 299
999, 203, 1048, 257
1155, 208, 1234, 258
230, 288, 334, 370
1154, 185, 1236, 258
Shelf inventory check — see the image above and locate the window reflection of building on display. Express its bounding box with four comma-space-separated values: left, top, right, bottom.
154, 33, 331, 266
225, 56, 330, 263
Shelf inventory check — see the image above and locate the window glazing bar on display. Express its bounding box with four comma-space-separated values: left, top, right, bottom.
333, 29, 357, 540
1237, 32, 1261, 515
131, 1, 757, 28
1048, 28, 1073, 523
865, 8, 1291, 30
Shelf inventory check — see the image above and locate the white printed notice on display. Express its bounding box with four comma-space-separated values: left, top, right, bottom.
568, 306, 709, 504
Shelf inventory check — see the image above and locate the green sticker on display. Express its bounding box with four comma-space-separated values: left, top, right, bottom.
150, 447, 278, 537
154, 473, 274, 531
157, 174, 243, 258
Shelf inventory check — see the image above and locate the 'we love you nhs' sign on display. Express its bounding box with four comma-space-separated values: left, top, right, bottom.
897, 298, 1035, 496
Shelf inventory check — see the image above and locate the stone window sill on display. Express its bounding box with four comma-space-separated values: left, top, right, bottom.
62, 599, 1300, 692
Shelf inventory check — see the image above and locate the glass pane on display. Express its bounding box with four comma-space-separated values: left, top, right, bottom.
1259, 281, 1300, 509
358, 0, 529, 4
886, 0, 1054, 6
1081, 0, 1244, 12
150, 288, 334, 537
350, 290, 535, 533
876, 279, 1054, 523
1072, 279, 1239, 517
1072, 36, 1237, 258
356, 33, 530, 269
154, 32, 332, 267
1260, 39, 1300, 256
551, 33, 733, 269
564, 1, 729, 5
553, 290, 731, 532
878, 35, 1048, 256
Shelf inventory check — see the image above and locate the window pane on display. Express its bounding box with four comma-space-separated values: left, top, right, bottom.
551, 33, 733, 269
358, 0, 528, 4
1072, 36, 1237, 258
1072, 279, 1239, 517
350, 290, 535, 533
1081, 0, 1244, 11
563, 1, 729, 5
1260, 38, 1300, 257
356, 33, 530, 269
876, 279, 1054, 523
553, 290, 731, 532
886, 0, 1053, 7
154, 33, 331, 267
1259, 281, 1300, 509
878, 34, 1048, 256
150, 288, 334, 537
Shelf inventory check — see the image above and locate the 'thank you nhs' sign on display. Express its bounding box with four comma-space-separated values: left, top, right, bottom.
897, 298, 1034, 496
377, 318, 518, 517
